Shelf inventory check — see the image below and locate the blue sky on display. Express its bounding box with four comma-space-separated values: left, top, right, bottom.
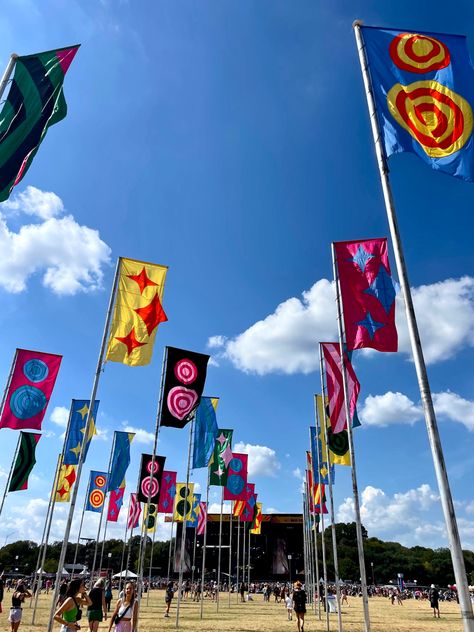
1, 0, 474, 556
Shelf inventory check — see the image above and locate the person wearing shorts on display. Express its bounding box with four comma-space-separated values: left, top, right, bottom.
87, 578, 107, 631
8, 582, 31, 632
292, 582, 307, 632
164, 581, 174, 617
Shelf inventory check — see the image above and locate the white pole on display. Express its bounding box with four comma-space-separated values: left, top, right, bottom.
72, 493, 88, 573
146, 521, 158, 605
200, 468, 210, 618
247, 528, 251, 592
228, 503, 233, 607
312, 516, 321, 619
0, 431, 21, 518
168, 517, 175, 581
119, 507, 129, 583
0, 54, 17, 106
92, 433, 117, 580
216, 487, 224, 611
236, 514, 240, 604
242, 521, 246, 599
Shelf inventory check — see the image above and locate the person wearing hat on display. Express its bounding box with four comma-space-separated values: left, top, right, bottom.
428, 584, 440, 618
8, 581, 31, 632
292, 581, 307, 632
87, 578, 107, 631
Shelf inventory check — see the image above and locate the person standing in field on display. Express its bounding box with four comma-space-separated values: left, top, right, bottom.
8, 581, 31, 632
292, 581, 306, 632
285, 592, 293, 620
87, 578, 107, 631
429, 584, 440, 618
164, 581, 174, 617
108, 582, 138, 632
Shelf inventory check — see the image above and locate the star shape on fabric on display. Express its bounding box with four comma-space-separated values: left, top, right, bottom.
134, 292, 168, 336
217, 432, 227, 447
110, 508, 116, 517
320, 463, 329, 480
243, 508, 250, 518
164, 474, 172, 483
363, 264, 396, 314
221, 445, 233, 467
70, 442, 82, 457
356, 311, 385, 340
162, 499, 169, 509
347, 245, 375, 273
77, 403, 89, 419
216, 465, 224, 478
115, 327, 147, 355
127, 267, 158, 294
169, 484, 176, 498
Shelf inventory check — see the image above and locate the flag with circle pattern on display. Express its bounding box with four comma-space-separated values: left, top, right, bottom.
85, 470, 108, 512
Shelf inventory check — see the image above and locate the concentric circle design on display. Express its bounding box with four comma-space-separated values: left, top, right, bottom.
176, 499, 191, 518
229, 457, 243, 473
227, 473, 245, 496
167, 386, 198, 420
389, 33, 450, 73
146, 460, 160, 474
387, 80, 473, 157
328, 429, 349, 456
10, 385, 47, 419
89, 489, 105, 508
174, 359, 198, 384
23, 359, 49, 383
95, 474, 107, 488
141, 476, 159, 499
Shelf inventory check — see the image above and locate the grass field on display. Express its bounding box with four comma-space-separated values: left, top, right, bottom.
0, 591, 464, 632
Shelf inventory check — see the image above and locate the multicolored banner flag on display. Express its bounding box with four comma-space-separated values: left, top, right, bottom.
63, 400, 99, 465
173, 483, 195, 521
314, 397, 351, 466
321, 342, 360, 434
161, 347, 210, 428
334, 238, 397, 352
0, 45, 80, 202
158, 470, 177, 513
250, 502, 263, 534
188, 494, 202, 528
319, 461, 335, 485
8, 431, 41, 491
361, 26, 474, 182
192, 397, 219, 469
106, 257, 168, 366
137, 454, 166, 503
0, 349, 62, 430
143, 503, 158, 533
224, 453, 248, 501
85, 471, 108, 512
55, 463, 76, 502
127, 493, 141, 529
235, 483, 256, 522
107, 480, 126, 522
209, 429, 233, 486
314, 483, 328, 514
107, 431, 135, 491
197, 501, 207, 535
306, 452, 315, 513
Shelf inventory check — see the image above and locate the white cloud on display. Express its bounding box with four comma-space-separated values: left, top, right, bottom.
432, 391, 474, 432
208, 503, 231, 514
0, 186, 111, 295
293, 467, 303, 479
207, 335, 227, 349
50, 406, 70, 428
193, 482, 201, 493
234, 442, 281, 477
123, 425, 154, 444
265, 507, 279, 514
360, 392, 421, 427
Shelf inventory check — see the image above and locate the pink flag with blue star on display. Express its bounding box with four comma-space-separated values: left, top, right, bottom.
334, 238, 397, 352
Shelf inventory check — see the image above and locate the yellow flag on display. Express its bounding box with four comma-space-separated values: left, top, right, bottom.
250, 502, 263, 534
106, 257, 168, 366
55, 464, 77, 502
143, 503, 158, 533
173, 483, 195, 521
315, 395, 351, 466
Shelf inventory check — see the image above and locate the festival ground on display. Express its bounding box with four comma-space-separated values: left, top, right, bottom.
1, 591, 464, 632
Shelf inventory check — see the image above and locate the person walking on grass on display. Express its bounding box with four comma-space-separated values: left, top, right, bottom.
87, 578, 107, 631
8, 581, 31, 632
429, 584, 440, 618
164, 581, 174, 618
292, 581, 306, 632
285, 592, 293, 621
108, 582, 138, 632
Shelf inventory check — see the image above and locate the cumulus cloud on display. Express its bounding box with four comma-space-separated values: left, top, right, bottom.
208, 503, 231, 514
293, 467, 303, 479
122, 425, 154, 444
234, 442, 281, 477
360, 392, 421, 427
432, 391, 474, 432
0, 186, 111, 295
208, 276, 474, 375
50, 406, 70, 428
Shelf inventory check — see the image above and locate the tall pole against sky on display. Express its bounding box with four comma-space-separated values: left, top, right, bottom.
353, 21, 474, 631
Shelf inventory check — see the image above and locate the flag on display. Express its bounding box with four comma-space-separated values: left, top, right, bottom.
107, 431, 135, 491
85, 471, 108, 512
334, 238, 397, 352
143, 503, 158, 533
314, 483, 328, 514
107, 480, 126, 522
127, 493, 141, 529
137, 454, 166, 503
8, 431, 41, 491
321, 342, 360, 434
158, 470, 177, 513
314, 397, 351, 466
305, 452, 315, 513
361, 26, 474, 182
250, 502, 263, 534
0, 45, 80, 202
161, 347, 210, 428
55, 463, 76, 502
188, 494, 202, 528
209, 429, 233, 486
319, 462, 335, 486
63, 400, 99, 465
106, 257, 168, 366
197, 501, 207, 535
224, 453, 248, 501
192, 397, 219, 469
233, 482, 255, 520
0, 349, 62, 430
173, 483, 195, 521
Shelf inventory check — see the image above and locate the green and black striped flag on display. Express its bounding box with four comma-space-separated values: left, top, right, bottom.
8, 431, 41, 492
0, 45, 79, 202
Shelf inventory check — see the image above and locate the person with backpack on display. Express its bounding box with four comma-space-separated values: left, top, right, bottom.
292, 581, 307, 632
53, 579, 92, 632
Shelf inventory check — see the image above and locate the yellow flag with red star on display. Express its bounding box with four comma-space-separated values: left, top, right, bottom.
106, 257, 168, 366
55, 464, 77, 502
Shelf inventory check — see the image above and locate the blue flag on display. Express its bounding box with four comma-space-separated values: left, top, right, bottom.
107, 431, 134, 491
63, 400, 100, 465
85, 470, 108, 512
362, 26, 474, 181
188, 494, 201, 528
192, 397, 218, 469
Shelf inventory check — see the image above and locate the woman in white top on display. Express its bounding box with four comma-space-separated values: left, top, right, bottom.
108, 583, 138, 632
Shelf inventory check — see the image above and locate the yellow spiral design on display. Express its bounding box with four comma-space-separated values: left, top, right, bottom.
390, 33, 450, 73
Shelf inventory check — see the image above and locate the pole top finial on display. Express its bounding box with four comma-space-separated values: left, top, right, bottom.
11, 53, 19, 60
353, 20, 363, 28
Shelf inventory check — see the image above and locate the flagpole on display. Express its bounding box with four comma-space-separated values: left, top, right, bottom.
0, 53, 17, 102
242, 521, 246, 599
353, 20, 474, 630
168, 516, 175, 581
0, 431, 21, 519
47, 258, 121, 632
216, 487, 224, 611
200, 466, 211, 619
228, 502, 233, 608
98, 515, 110, 581
308, 501, 315, 608
72, 493, 88, 573
124, 525, 135, 592
314, 474, 329, 632
191, 525, 197, 584
146, 523, 158, 605
236, 514, 240, 604
247, 527, 251, 592
0, 349, 18, 422
313, 514, 322, 620
302, 490, 309, 589
303, 485, 314, 610
119, 504, 129, 582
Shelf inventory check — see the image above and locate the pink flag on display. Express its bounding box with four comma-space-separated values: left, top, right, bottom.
197, 501, 207, 535
223, 453, 248, 501
334, 238, 397, 352
321, 342, 360, 434
107, 483, 125, 522
0, 349, 62, 430
158, 470, 177, 513
127, 493, 141, 529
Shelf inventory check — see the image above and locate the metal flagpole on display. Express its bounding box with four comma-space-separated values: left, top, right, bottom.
216, 487, 224, 611
309, 501, 316, 608
247, 527, 251, 592
303, 485, 314, 609
236, 514, 240, 604
313, 514, 322, 619
302, 490, 309, 590
46, 258, 121, 632
200, 466, 211, 618
0, 53, 17, 101
147, 522, 158, 605
176, 418, 194, 628
228, 503, 233, 607
0, 432, 21, 518
119, 507, 129, 582
124, 525, 136, 593
315, 473, 329, 632
242, 521, 246, 599
72, 493, 88, 572
191, 526, 197, 584
353, 20, 474, 631
0, 349, 18, 422
168, 517, 175, 581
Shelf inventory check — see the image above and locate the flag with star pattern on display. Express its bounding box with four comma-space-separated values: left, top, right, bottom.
107, 479, 125, 522
158, 470, 177, 513
63, 399, 100, 465
55, 463, 76, 502
209, 429, 233, 486
106, 257, 168, 366
187, 494, 201, 528
334, 238, 397, 351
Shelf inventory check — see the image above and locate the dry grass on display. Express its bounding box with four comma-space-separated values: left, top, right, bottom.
1, 591, 464, 632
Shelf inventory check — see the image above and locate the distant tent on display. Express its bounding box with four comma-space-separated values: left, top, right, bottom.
112, 570, 138, 579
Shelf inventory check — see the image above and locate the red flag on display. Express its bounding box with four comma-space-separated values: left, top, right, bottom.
127, 493, 141, 529
334, 238, 397, 352
197, 501, 207, 535
223, 453, 248, 501
158, 470, 177, 513
107, 482, 125, 522
321, 342, 360, 434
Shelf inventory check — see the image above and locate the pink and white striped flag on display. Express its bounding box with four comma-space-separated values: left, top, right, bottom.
127, 492, 141, 529
197, 501, 207, 536
321, 342, 360, 434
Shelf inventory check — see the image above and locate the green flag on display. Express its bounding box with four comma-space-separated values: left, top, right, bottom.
8, 431, 41, 492
0, 45, 79, 202
209, 429, 233, 486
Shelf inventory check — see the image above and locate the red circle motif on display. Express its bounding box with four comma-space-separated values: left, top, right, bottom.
174, 359, 198, 384
389, 33, 450, 73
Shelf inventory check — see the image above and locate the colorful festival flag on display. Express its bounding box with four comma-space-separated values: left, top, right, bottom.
63, 400, 99, 465
106, 257, 168, 366
85, 471, 108, 513
161, 347, 210, 428
137, 454, 166, 503
0, 349, 62, 431
224, 453, 248, 501
127, 493, 141, 529
321, 343, 360, 434
209, 429, 233, 486
192, 397, 219, 469
0, 45, 80, 202
236, 483, 256, 522
143, 503, 158, 533
197, 501, 207, 536
8, 431, 41, 491
188, 494, 202, 528
250, 502, 263, 534
107, 480, 126, 522
314, 483, 328, 514
173, 483, 195, 521
314, 397, 351, 466
319, 461, 335, 486
334, 238, 397, 352
158, 470, 177, 513
361, 26, 474, 182
305, 452, 315, 513
55, 463, 77, 502
107, 431, 135, 491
